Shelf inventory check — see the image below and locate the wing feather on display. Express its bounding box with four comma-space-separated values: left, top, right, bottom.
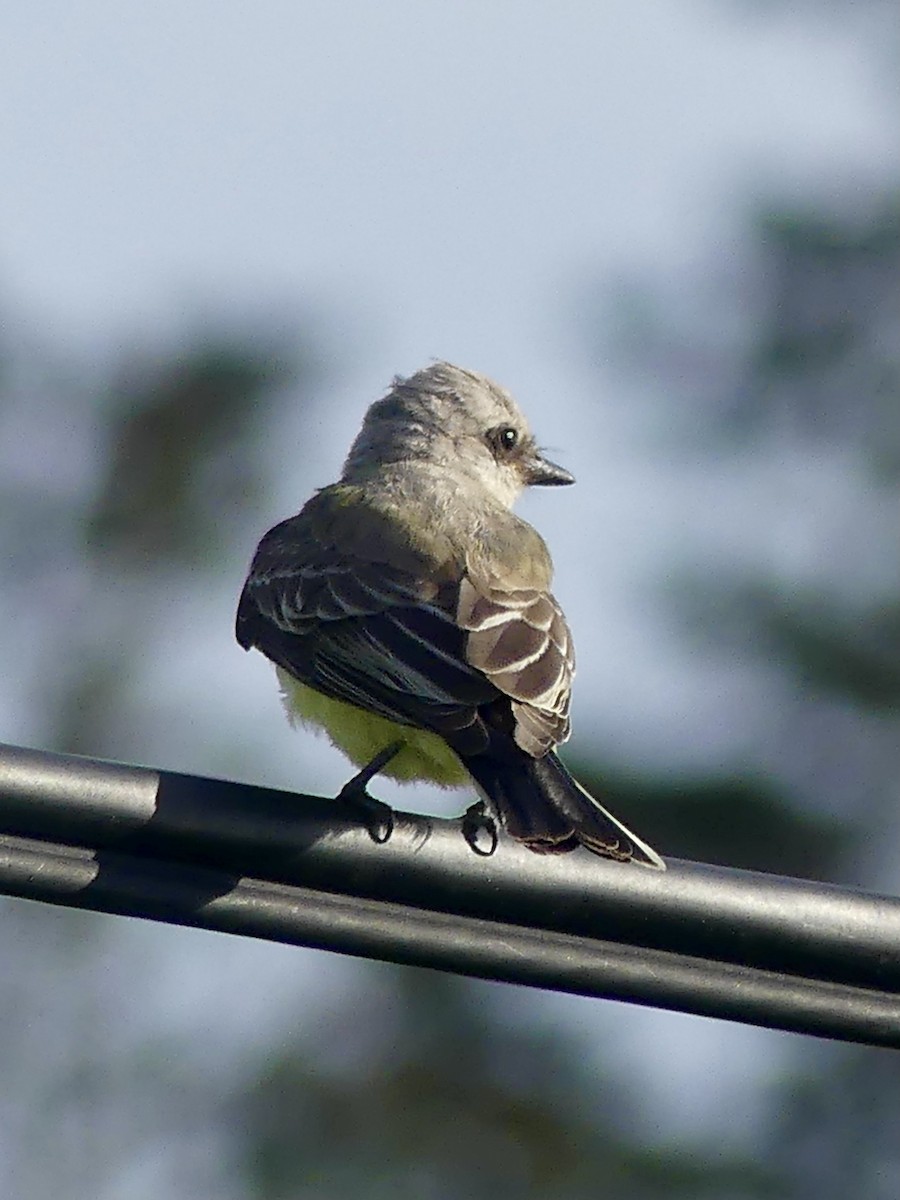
457, 576, 574, 757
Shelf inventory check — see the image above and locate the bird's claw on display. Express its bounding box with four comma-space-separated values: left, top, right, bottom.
461, 800, 498, 857
335, 741, 403, 844
336, 786, 394, 844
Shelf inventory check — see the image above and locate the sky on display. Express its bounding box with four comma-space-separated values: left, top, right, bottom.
1, 0, 897, 1182
2, 2, 895, 778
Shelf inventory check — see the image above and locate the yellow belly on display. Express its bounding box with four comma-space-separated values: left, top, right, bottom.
276, 667, 469, 788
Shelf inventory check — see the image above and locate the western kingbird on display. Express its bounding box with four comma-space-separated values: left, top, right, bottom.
236, 362, 664, 869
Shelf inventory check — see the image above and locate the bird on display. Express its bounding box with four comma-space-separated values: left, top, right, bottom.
236, 361, 664, 869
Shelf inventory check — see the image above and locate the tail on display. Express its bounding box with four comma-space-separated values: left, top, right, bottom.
465, 750, 665, 870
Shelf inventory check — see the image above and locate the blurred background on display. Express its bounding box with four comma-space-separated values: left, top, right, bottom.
1, 2, 898, 1196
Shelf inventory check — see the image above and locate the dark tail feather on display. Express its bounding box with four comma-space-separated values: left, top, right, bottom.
466, 750, 665, 870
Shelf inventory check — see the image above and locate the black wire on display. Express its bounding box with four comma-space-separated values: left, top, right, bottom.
1, 741, 899, 1048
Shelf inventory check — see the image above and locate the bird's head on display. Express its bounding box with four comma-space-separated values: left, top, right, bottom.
342, 361, 574, 508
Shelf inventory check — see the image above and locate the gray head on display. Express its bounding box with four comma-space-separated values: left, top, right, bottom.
341, 361, 573, 507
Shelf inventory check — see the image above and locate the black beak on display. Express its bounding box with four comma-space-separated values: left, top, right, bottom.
523, 451, 575, 487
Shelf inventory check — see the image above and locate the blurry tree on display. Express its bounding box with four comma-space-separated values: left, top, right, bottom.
580, 199, 900, 885
591, 194, 900, 1197
725, 199, 900, 1200
55, 335, 299, 757
228, 966, 775, 1200
0, 314, 317, 1198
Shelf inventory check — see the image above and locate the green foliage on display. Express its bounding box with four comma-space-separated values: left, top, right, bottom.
230, 969, 777, 1200
572, 763, 852, 879
608, 190, 900, 1198
0, 318, 316, 1191
725, 201, 900, 465
749, 592, 900, 713
85, 343, 297, 567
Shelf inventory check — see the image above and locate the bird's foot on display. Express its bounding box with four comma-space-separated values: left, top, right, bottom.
461, 800, 498, 857
335, 741, 403, 844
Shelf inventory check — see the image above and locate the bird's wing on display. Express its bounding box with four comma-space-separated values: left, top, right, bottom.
237, 534, 498, 746
457, 575, 574, 757
456, 580, 666, 866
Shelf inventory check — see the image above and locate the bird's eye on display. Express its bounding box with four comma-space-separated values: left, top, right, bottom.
490, 425, 519, 455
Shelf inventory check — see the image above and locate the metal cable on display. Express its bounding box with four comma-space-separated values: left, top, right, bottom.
1, 741, 899, 1047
